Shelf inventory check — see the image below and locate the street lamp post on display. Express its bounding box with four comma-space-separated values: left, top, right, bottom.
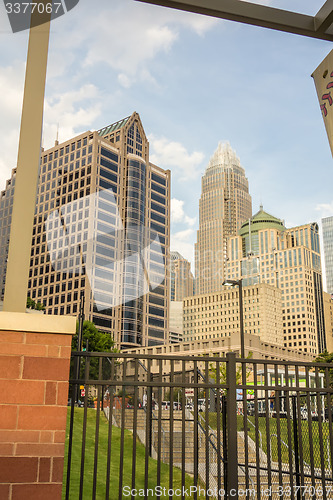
222, 279, 245, 359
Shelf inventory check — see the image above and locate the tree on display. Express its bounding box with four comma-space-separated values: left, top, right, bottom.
26, 296, 45, 311
209, 351, 253, 395
71, 320, 118, 380
315, 350, 333, 388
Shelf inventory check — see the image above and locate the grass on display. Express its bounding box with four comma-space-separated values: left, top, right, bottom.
203, 412, 332, 469
62, 408, 206, 499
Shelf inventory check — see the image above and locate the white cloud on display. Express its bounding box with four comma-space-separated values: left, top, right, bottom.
171, 198, 196, 226
316, 202, 333, 220
149, 134, 204, 181
171, 228, 196, 267
43, 84, 102, 148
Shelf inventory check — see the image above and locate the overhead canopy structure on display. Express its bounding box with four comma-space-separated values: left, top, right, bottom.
136, 0, 333, 42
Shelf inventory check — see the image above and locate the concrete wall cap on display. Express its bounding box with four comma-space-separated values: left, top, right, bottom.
0, 312, 76, 335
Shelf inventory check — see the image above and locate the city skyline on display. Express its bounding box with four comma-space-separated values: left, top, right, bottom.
0, 0, 332, 272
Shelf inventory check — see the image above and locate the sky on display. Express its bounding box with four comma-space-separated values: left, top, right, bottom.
0, 0, 332, 279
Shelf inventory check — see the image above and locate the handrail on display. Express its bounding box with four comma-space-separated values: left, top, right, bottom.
269, 434, 310, 468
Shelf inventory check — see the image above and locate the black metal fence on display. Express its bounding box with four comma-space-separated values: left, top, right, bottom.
63, 352, 333, 499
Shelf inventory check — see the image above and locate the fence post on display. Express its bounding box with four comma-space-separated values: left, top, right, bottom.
292, 396, 301, 500
226, 352, 238, 498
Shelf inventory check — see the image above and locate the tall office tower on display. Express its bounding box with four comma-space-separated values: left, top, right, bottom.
322, 216, 333, 294
195, 142, 252, 295
0, 112, 170, 349
170, 251, 194, 301
226, 206, 326, 355
0, 169, 16, 300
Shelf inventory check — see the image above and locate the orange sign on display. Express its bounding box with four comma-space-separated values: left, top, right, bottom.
312, 50, 333, 157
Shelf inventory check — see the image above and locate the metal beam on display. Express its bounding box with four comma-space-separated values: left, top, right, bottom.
314, 0, 333, 34
136, 0, 333, 41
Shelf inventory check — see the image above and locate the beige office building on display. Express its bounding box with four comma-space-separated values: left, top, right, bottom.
0, 112, 171, 349
195, 142, 252, 295
226, 206, 326, 355
170, 251, 194, 301
183, 283, 283, 346
323, 291, 333, 352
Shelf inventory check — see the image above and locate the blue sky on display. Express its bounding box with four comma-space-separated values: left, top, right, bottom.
0, 0, 332, 274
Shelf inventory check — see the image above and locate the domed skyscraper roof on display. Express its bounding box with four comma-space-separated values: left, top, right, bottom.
239, 204, 285, 237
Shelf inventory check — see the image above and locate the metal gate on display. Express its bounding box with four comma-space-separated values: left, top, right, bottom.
63, 352, 333, 499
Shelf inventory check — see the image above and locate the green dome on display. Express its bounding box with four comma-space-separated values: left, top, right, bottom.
239, 205, 285, 236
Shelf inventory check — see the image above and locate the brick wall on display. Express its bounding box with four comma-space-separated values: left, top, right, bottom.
0, 313, 75, 500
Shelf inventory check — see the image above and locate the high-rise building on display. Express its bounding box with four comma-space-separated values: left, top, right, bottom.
170, 251, 194, 301
323, 291, 333, 352
0, 112, 171, 349
183, 283, 283, 346
0, 169, 16, 299
195, 142, 252, 295
322, 216, 333, 294
226, 206, 326, 355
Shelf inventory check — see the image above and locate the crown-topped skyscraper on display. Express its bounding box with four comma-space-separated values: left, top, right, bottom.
195, 142, 252, 294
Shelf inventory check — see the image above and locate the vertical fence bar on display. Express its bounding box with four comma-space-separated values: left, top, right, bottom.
169, 359, 174, 499
181, 360, 186, 498
295, 365, 305, 490
284, 364, 295, 500
292, 396, 301, 500
204, 359, 210, 493
305, 365, 316, 496
324, 367, 333, 477
273, 364, 283, 490
65, 368, 77, 499
216, 360, 222, 500
144, 359, 151, 498
263, 363, 272, 497
253, 362, 261, 499
118, 358, 127, 499
242, 358, 249, 491
315, 366, 327, 500
222, 395, 228, 495
106, 356, 115, 500
226, 352, 238, 498
193, 362, 198, 500
131, 358, 139, 500
79, 355, 90, 500
92, 357, 102, 500
157, 359, 162, 497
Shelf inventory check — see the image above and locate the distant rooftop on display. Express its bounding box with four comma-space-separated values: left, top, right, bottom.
170, 251, 185, 261
97, 116, 131, 137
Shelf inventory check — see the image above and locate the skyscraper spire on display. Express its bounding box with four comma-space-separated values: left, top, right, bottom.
195, 142, 252, 294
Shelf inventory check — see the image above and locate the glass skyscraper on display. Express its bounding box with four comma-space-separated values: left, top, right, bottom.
322, 216, 333, 295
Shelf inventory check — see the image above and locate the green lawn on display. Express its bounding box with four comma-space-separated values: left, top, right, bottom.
62, 408, 205, 499
203, 412, 332, 469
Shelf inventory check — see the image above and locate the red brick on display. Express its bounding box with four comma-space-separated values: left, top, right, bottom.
57, 382, 69, 406
38, 457, 51, 482
0, 430, 39, 443
0, 380, 44, 405
52, 456, 64, 483
15, 443, 64, 457
0, 356, 22, 379
0, 443, 14, 455
0, 343, 47, 357
54, 431, 66, 444
47, 345, 60, 357
40, 431, 53, 443
23, 357, 70, 381
12, 483, 62, 500
0, 457, 38, 482
0, 484, 10, 498
45, 382, 57, 405
18, 406, 67, 431
0, 406, 18, 430
60, 346, 72, 358
25, 332, 71, 347
0, 331, 24, 343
